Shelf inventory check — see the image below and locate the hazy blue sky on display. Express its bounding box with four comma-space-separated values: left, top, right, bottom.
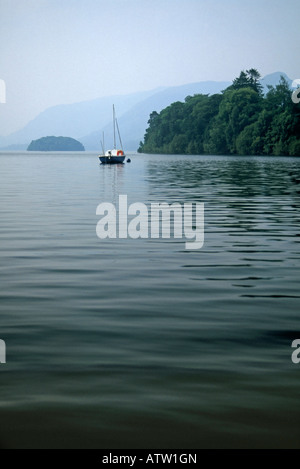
0, 0, 299, 135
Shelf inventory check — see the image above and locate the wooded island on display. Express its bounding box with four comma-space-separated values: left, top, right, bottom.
27, 136, 85, 151
138, 69, 300, 156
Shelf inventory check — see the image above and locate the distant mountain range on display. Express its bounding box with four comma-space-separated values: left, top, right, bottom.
0, 72, 292, 151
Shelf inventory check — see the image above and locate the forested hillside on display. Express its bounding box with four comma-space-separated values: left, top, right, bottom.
138, 70, 300, 156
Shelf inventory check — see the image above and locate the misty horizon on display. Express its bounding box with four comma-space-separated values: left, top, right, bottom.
0, 70, 292, 151
0, 0, 299, 136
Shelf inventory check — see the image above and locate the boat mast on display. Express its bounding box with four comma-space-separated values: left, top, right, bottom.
100, 131, 105, 154
113, 104, 116, 150
116, 117, 124, 152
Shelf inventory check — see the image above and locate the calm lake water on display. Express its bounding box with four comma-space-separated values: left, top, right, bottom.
0, 151, 299, 448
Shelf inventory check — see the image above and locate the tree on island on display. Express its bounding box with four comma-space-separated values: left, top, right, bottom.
229, 69, 263, 95
27, 136, 85, 151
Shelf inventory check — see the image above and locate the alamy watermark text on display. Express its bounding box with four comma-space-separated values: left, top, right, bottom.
96, 195, 204, 250
0, 340, 6, 364
0, 79, 6, 103
291, 79, 300, 104
291, 339, 300, 364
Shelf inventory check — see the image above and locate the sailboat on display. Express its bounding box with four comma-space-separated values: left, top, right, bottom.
98, 105, 126, 164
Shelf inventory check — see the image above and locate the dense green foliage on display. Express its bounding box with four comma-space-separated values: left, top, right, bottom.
138, 70, 300, 156
27, 136, 85, 151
